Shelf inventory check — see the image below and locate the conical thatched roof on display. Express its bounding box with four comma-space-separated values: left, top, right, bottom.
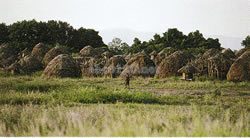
43, 54, 81, 78
81, 57, 106, 77
18, 54, 43, 74
156, 51, 194, 78
154, 47, 177, 65
227, 50, 250, 81
221, 48, 236, 59
235, 48, 250, 57
120, 52, 155, 77
0, 44, 18, 68
79, 45, 97, 57
207, 53, 234, 79
43, 47, 68, 66
104, 55, 126, 78
178, 63, 199, 74
193, 48, 221, 76
31, 43, 49, 62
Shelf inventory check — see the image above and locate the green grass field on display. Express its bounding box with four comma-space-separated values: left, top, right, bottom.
0, 72, 249, 136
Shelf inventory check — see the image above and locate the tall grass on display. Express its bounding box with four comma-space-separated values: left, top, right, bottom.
0, 104, 249, 136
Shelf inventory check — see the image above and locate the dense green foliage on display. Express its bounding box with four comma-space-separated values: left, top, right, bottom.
1, 20, 105, 52
129, 29, 221, 54
242, 35, 250, 48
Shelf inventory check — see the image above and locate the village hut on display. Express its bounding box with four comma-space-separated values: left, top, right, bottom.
0, 44, 18, 68
79, 45, 97, 57
18, 54, 43, 74
207, 53, 234, 79
227, 50, 250, 81
221, 48, 236, 59
178, 63, 199, 80
193, 48, 221, 76
235, 48, 250, 57
154, 47, 177, 65
156, 51, 193, 78
31, 43, 49, 62
120, 52, 155, 77
104, 55, 126, 78
43, 46, 68, 66
43, 54, 81, 78
81, 57, 106, 77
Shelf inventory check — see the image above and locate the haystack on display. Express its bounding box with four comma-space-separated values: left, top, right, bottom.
81, 57, 106, 77
18, 54, 43, 74
154, 47, 176, 65
120, 53, 155, 77
178, 63, 199, 80
156, 51, 193, 78
235, 48, 250, 57
227, 50, 250, 81
102, 51, 114, 59
79, 46, 97, 57
104, 55, 126, 78
0, 44, 18, 68
43, 54, 81, 78
222, 48, 236, 59
193, 48, 221, 76
207, 53, 234, 79
43, 46, 68, 66
31, 43, 49, 61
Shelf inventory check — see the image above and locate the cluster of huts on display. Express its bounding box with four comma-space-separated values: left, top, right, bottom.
0, 43, 249, 82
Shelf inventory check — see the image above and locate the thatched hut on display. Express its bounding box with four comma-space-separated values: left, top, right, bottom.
31, 43, 49, 61
154, 47, 176, 65
156, 51, 193, 78
227, 50, 250, 81
43, 46, 68, 66
0, 44, 18, 68
81, 57, 106, 77
207, 53, 234, 79
221, 48, 236, 59
79, 46, 97, 57
178, 63, 199, 80
120, 53, 155, 77
18, 54, 43, 74
43, 54, 81, 78
104, 55, 126, 78
193, 48, 221, 76
102, 51, 114, 59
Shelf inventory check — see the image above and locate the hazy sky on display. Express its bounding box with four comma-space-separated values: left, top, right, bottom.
1, 0, 250, 49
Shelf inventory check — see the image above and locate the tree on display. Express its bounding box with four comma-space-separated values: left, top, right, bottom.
242, 35, 250, 48
108, 38, 129, 54
0, 23, 9, 44
162, 28, 185, 49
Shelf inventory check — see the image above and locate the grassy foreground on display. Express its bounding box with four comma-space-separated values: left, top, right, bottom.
0, 72, 249, 136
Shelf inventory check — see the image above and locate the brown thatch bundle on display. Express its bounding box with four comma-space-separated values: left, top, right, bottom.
193, 48, 221, 75
149, 50, 158, 62
0, 44, 18, 68
18, 48, 31, 59
102, 51, 114, 59
43, 47, 68, 66
79, 46, 97, 57
81, 57, 106, 77
31, 43, 49, 61
207, 53, 234, 79
221, 48, 236, 59
18, 54, 43, 74
154, 47, 176, 65
43, 54, 81, 78
178, 63, 199, 74
156, 51, 193, 78
124, 53, 132, 62
120, 53, 155, 77
235, 48, 250, 57
227, 50, 250, 81
104, 55, 126, 78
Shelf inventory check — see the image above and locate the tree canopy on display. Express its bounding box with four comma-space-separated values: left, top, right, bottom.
242, 35, 250, 48
0, 20, 105, 52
